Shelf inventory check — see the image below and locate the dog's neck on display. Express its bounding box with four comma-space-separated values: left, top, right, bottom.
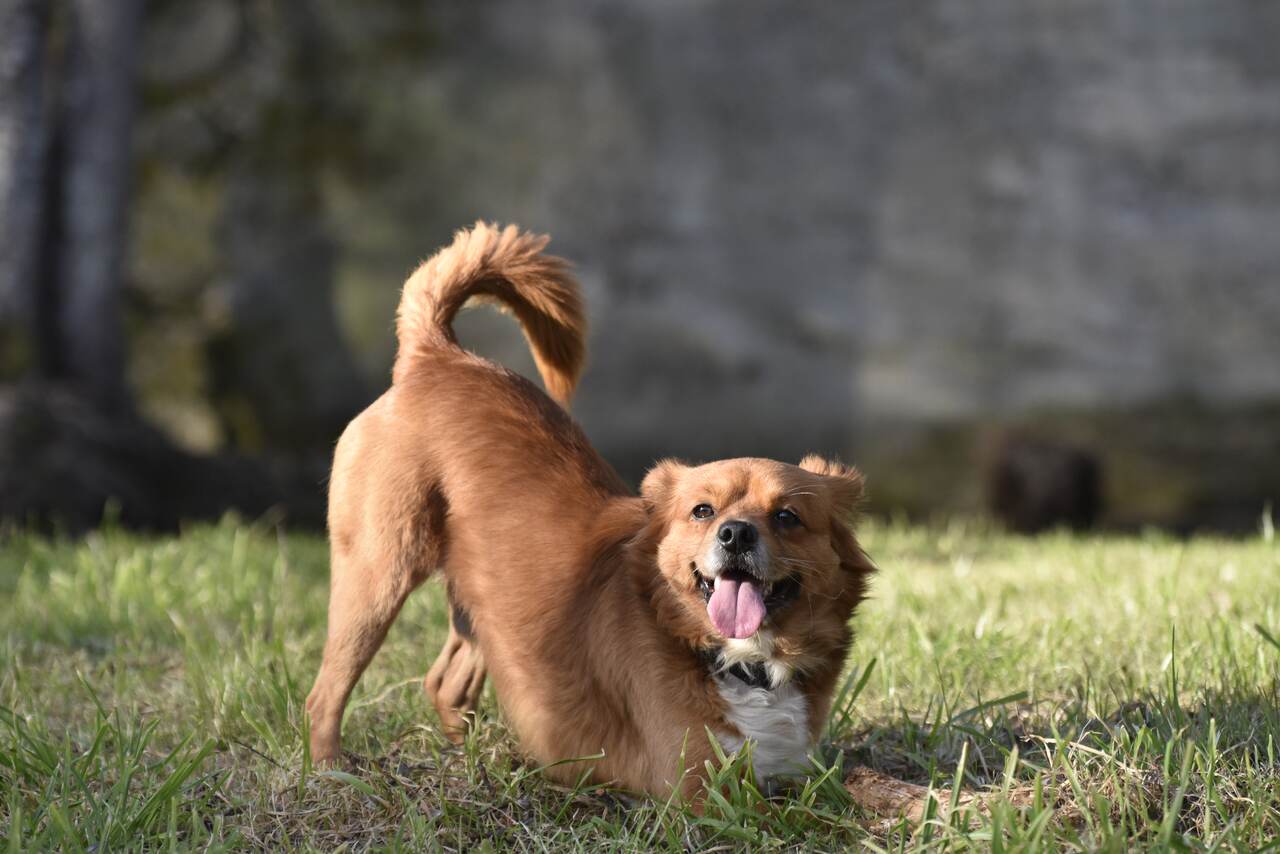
695, 644, 775, 690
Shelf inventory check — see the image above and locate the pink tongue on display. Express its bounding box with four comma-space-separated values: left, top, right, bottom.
707, 575, 767, 639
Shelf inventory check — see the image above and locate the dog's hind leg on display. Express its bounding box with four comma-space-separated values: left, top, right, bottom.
305, 548, 427, 765
306, 480, 447, 765
424, 597, 487, 743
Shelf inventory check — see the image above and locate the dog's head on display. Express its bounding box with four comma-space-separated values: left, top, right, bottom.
638, 456, 872, 672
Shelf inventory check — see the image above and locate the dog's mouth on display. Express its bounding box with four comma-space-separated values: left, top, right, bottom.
693, 565, 801, 639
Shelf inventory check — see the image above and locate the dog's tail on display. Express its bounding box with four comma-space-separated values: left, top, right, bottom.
392, 222, 586, 406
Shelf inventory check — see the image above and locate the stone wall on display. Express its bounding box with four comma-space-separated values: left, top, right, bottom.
134, 1, 1280, 529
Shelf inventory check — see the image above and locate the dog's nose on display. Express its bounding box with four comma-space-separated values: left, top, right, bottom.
717, 520, 758, 554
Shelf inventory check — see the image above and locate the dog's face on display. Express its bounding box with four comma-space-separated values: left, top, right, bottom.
640, 456, 871, 656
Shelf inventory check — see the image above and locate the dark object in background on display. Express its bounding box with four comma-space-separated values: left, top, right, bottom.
0, 1, 367, 535
0, 383, 325, 534
986, 434, 1102, 533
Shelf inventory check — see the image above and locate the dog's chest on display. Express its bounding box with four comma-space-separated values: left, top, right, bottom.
715, 676, 811, 781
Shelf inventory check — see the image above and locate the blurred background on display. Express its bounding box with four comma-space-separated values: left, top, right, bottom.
1, 0, 1278, 534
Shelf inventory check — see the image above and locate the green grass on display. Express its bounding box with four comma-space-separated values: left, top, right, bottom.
1, 517, 1278, 850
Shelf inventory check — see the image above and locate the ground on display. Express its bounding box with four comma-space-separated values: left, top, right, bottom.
1, 517, 1278, 851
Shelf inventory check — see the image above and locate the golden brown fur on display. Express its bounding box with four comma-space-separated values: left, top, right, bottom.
305, 222, 874, 798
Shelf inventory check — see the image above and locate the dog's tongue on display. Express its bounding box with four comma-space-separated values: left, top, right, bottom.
708, 574, 766, 639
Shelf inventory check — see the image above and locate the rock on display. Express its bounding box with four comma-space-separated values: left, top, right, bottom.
985, 434, 1102, 533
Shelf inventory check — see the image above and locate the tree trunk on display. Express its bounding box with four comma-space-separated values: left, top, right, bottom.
0, 0, 49, 363
50, 0, 143, 409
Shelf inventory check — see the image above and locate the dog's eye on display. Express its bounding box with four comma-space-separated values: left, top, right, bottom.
774, 508, 801, 528
691, 503, 715, 520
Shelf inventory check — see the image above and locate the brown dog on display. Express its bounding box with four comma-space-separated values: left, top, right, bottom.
305, 223, 874, 798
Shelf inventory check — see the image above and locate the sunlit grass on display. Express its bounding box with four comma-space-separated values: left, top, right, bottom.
1, 517, 1277, 850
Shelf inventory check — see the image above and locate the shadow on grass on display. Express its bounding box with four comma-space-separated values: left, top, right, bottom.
833, 681, 1280, 841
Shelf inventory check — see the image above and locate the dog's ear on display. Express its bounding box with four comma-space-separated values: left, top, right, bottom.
799, 454, 864, 518
800, 455, 874, 591
640, 459, 686, 513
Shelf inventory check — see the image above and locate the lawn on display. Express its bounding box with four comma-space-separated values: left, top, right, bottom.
1, 517, 1278, 851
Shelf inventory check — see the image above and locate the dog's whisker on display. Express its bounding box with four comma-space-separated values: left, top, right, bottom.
775, 558, 820, 576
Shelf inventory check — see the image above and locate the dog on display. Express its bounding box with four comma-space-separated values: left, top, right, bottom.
305, 223, 874, 799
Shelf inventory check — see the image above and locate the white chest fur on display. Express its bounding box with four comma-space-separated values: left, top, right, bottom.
715, 676, 811, 781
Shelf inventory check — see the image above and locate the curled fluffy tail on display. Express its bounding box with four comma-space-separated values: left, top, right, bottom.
393, 222, 586, 405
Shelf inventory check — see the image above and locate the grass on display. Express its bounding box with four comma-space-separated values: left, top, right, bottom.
1, 516, 1278, 851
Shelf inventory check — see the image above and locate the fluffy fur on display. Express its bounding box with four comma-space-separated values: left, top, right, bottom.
305, 222, 874, 799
